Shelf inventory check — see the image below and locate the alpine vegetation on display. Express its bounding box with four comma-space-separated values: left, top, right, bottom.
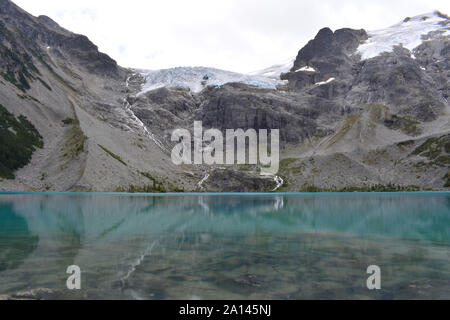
171, 121, 280, 174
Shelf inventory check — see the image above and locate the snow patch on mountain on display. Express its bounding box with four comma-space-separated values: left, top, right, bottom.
315, 77, 335, 86
357, 11, 449, 60
249, 57, 295, 79
138, 66, 286, 95
295, 66, 316, 73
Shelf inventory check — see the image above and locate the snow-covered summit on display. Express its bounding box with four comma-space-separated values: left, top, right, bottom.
138, 66, 286, 95
137, 12, 449, 94
357, 11, 449, 60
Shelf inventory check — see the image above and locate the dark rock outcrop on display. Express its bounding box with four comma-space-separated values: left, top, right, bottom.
206, 169, 276, 192
281, 27, 367, 91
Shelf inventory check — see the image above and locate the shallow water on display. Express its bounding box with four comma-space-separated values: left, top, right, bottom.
0, 192, 449, 300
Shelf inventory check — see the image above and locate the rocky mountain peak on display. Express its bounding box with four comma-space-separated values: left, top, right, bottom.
280, 26, 367, 90
0, 0, 120, 78
37, 15, 70, 33
291, 27, 367, 71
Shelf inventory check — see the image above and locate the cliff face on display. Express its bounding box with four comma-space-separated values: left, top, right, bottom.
281, 27, 368, 90
0, 1, 449, 192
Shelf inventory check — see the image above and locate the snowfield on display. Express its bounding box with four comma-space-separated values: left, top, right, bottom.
249, 57, 295, 79
357, 11, 449, 60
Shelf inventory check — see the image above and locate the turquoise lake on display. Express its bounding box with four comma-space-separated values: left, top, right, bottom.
0, 192, 449, 300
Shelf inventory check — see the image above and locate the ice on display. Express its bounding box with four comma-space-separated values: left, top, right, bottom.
357, 11, 449, 60
244, 80, 277, 89
138, 66, 285, 95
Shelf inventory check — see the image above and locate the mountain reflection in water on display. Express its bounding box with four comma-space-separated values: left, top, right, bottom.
0, 193, 449, 300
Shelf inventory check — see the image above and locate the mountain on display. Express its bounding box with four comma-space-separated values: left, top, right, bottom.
0, 0, 175, 192
0, 0, 449, 192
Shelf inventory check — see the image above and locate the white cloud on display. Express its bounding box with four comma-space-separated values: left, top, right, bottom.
12, 0, 450, 73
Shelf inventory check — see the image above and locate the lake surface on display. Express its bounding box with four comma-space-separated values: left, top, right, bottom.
0, 192, 449, 300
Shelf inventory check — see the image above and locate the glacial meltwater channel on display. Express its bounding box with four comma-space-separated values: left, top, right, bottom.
0, 192, 449, 300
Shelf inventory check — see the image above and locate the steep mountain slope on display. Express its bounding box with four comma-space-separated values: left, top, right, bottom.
0, 0, 198, 192
0, 1, 448, 192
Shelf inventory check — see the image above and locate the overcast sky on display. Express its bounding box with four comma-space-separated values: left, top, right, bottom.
13, 0, 450, 73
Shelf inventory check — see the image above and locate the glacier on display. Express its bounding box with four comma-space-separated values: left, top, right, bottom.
357, 11, 449, 60
138, 66, 286, 95
137, 12, 449, 96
